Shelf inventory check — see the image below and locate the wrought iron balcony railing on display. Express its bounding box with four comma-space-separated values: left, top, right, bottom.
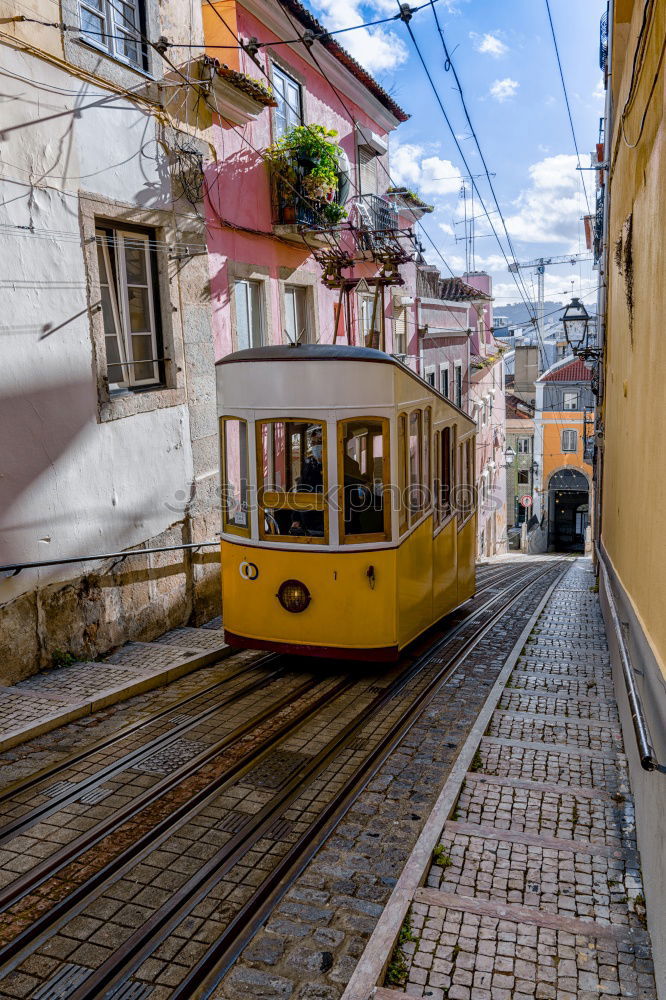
599, 6, 608, 71
354, 193, 399, 232
273, 173, 345, 230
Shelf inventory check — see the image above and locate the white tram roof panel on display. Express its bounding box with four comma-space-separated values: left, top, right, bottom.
216, 345, 475, 425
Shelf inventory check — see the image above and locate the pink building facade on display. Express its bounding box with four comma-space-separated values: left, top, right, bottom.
203, 0, 412, 361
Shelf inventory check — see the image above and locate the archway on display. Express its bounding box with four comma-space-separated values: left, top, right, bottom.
547, 468, 589, 552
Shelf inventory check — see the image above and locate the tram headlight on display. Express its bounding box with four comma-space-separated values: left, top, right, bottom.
277, 579, 311, 613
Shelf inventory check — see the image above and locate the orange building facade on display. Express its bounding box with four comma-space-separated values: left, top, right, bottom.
533, 357, 594, 552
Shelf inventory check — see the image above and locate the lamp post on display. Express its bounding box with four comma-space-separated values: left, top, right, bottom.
562, 297, 600, 365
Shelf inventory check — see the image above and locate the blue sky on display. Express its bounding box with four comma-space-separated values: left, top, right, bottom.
304, 0, 605, 313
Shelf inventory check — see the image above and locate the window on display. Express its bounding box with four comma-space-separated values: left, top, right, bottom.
425, 367, 436, 388
79, 0, 145, 67
454, 363, 463, 409
358, 146, 379, 195
423, 407, 432, 507
517, 437, 531, 454
408, 410, 423, 524
562, 429, 578, 452
258, 420, 326, 542
339, 419, 389, 540
393, 307, 407, 356
359, 293, 377, 346
435, 425, 453, 523
235, 279, 264, 350
517, 469, 529, 485
563, 391, 579, 410
440, 365, 449, 399
96, 225, 162, 391
272, 65, 302, 138
284, 285, 311, 344
398, 414, 408, 534
221, 418, 249, 535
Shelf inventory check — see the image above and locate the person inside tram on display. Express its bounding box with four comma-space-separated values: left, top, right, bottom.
343, 436, 384, 536
289, 427, 324, 536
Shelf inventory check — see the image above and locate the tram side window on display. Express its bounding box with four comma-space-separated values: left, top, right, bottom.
408, 410, 423, 523
258, 420, 326, 541
398, 414, 408, 535
439, 426, 452, 520
423, 407, 432, 510
222, 418, 249, 534
340, 419, 388, 539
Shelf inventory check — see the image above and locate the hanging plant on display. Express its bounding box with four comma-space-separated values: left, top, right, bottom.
265, 124, 348, 223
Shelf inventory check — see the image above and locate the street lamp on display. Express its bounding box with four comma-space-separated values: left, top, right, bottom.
504, 446, 516, 466
562, 297, 591, 354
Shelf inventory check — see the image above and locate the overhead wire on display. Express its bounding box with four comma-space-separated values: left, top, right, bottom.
393, 2, 544, 348
543, 0, 592, 216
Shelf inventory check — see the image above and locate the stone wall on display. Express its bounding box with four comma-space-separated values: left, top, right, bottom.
0, 516, 220, 686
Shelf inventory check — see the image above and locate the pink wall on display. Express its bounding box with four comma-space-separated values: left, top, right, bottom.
205, 7, 403, 360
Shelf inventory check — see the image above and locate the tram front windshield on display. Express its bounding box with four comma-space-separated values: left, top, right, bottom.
258, 420, 325, 539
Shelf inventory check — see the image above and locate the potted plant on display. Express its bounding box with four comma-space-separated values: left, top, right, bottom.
266, 124, 348, 225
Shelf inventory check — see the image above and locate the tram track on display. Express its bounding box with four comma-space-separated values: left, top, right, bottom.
0, 560, 564, 997
0, 565, 523, 926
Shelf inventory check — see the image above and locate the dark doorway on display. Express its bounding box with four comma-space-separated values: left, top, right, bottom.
547, 469, 589, 552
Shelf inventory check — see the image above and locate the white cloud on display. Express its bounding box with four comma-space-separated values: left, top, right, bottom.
593, 76, 605, 101
439, 221, 455, 237
470, 32, 508, 58
310, 0, 408, 73
489, 78, 519, 102
391, 142, 463, 197
504, 153, 591, 243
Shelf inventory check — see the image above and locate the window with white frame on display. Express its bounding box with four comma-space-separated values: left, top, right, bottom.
454, 363, 462, 409
272, 65, 302, 138
517, 437, 531, 454
96, 225, 162, 391
562, 429, 578, 452
425, 366, 436, 388
79, 0, 145, 67
393, 307, 407, 356
359, 293, 377, 344
235, 279, 264, 350
563, 391, 579, 410
284, 284, 311, 344
440, 364, 449, 398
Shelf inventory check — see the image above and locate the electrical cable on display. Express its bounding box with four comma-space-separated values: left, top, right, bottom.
393, 3, 543, 344
544, 0, 592, 216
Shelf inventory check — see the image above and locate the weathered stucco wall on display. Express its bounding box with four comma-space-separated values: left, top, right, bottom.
0, 37, 220, 680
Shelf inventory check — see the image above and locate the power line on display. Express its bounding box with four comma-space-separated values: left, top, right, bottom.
543, 0, 592, 216
394, 3, 542, 340
427, 2, 543, 327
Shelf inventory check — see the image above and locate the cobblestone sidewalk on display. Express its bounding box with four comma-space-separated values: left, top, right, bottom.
0, 622, 229, 754
373, 560, 657, 1000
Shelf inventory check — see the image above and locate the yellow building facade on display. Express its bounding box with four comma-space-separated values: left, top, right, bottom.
597, 0, 666, 987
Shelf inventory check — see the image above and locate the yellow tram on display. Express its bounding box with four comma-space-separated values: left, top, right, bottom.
216, 344, 477, 661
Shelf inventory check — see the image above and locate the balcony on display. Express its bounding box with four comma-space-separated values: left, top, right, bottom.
355, 194, 399, 233
273, 173, 345, 245
599, 7, 608, 72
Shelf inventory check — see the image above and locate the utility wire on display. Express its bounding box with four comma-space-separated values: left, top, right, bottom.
544, 0, 592, 216
394, 3, 542, 340
427, 2, 542, 327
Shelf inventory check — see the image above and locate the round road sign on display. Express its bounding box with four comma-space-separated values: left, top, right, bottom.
520, 495, 533, 508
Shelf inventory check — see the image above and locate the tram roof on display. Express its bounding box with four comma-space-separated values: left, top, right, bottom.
216, 344, 394, 365
217, 344, 476, 426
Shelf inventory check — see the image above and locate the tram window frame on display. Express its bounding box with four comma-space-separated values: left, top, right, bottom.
220, 417, 250, 537
338, 417, 390, 544
398, 413, 408, 535
423, 407, 432, 512
456, 435, 476, 527
408, 409, 423, 526
256, 417, 328, 545
434, 424, 453, 528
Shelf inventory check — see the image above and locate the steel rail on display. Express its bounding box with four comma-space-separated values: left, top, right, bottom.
61, 564, 560, 1000
0, 654, 284, 841
0, 670, 324, 913
596, 545, 659, 771
0, 564, 536, 976
175, 561, 570, 1000
0, 651, 277, 806
0, 675, 358, 973
0, 564, 518, 810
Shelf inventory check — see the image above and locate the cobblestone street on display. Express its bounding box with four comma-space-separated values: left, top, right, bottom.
360, 559, 657, 1000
